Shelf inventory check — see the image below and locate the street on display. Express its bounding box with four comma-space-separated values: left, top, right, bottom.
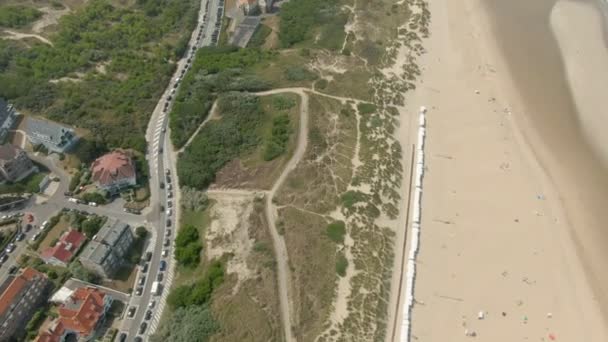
118, 0, 224, 340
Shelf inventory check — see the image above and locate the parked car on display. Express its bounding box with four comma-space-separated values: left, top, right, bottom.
166, 219, 171, 227
0, 254, 8, 264
8, 265, 17, 274
31, 232, 41, 241
118, 333, 127, 342
40, 220, 48, 230
16, 233, 25, 241
138, 275, 146, 286
148, 300, 156, 309
165, 229, 171, 237
145, 310, 153, 321
134, 337, 143, 342
142, 263, 149, 273
159, 260, 167, 271
166, 209, 172, 217
139, 322, 147, 334
127, 306, 136, 318
5, 243, 16, 253
167, 201, 172, 208
135, 287, 143, 296
88, 202, 98, 207
162, 249, 168, 258
164, 238, 170, 247
145, 251, 152, 262
157, 272, 163, 282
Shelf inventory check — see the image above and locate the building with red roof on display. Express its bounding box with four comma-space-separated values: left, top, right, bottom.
90, 150, 136, 193
41, 230, 87, 267
0, 268, 50, 341
36, 287, 113, 342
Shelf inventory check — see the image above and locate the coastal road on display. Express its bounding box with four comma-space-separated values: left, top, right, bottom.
119, 0, 224, 340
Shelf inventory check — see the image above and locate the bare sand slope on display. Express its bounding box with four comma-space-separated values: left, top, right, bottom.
402, 0, 608, 340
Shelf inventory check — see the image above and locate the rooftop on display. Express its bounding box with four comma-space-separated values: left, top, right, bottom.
79, 240, 111, 265
0, 268, 45, 317
95, 219, 129, 247
41, 230, 87, 264
90, 150, 136, 186
37, 287, 108, 341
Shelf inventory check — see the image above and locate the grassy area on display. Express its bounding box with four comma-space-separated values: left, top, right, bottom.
212, 93, 300, 190
35, 214, 69, 252
0, 4, 42, 28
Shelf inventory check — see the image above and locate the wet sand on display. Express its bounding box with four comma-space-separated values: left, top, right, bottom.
396, 0, 608, 340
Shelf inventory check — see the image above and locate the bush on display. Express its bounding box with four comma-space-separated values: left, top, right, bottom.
316, 79, 328, 90
357, 103, 377, 115
326, 221, 346, 244
150, 305, 218, 342
272, 96, 296, 110
263, 114, 291, 161
175, 224, 202, 267
178, 92, 264, 189
167, 261, 224, 309
82, 192, 106, 205
69, 170, 82, 192
0, 5, 43, 28
81, 216, 105, 238
284, 66, 317, 82
247, 24, 272, 48
181, 187, 209, 211
341, 190, 366, 208
336, 253, 348, 277
279, 0, 340, 47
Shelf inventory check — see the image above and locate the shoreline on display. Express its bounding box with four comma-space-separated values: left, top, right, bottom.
396, 0, 608, 340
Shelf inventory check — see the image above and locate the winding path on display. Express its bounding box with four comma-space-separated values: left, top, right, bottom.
257, 88, 309, 342
3, 30, 53, 46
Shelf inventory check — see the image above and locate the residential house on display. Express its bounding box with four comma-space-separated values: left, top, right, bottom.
79, 220, 134, 278
0, 268, 51, 341
90, 150, 136, 194
41, 230, 87, 267
0, 98, 19, 143
25, 117, 78, 153
36, 287, 113, 342
0, 144, 37, 182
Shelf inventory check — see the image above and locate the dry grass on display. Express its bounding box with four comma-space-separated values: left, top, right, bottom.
210, 198, 282, 342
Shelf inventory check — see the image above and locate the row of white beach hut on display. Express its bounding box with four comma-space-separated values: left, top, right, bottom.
401, 106, 427, 342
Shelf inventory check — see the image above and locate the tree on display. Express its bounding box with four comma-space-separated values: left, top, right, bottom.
136, 226, 148, 239
81, 216, 104, 238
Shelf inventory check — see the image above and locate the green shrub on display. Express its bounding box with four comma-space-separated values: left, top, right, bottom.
263, 114, 291, 161
357, 103, 377, 115
284, 66, 317, 82
336, 253, 348, 277
178, 92, 264, 189
272, 96, 296, 110
0, 5, 42, 28
82, 192, 106, 205
279, 0, 339, 47
316, 79, 328, 90
326, 221, 346, 244
175, 224, 202, 267
341, 190, 366, 208
151, 305, 218, 342
167, 261, 224, 309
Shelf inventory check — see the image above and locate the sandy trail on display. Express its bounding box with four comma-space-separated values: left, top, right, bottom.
261, 88, 309, 342
2, 30, 53, 46
392, 0, 608, 341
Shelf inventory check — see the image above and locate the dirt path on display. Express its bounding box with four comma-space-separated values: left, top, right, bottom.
255, 87, 309, 342
3, 30, 53, 46
178, 101, 218, 153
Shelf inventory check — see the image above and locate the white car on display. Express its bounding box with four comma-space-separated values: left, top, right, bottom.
40, 221, 49, 230
162, 249, 168, 258
68, 198, 78, 203
88, 202, 98, 207
5, 243, 15, 253
148, 300, 156, 309
31, 232, 41, 241
166, 209, 172, 216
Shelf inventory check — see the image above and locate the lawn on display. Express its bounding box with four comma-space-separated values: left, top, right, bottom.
35, 214, 70, 252
0, 169, 49, 195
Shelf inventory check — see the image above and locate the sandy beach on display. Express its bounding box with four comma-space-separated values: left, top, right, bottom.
392, 0, 608, 340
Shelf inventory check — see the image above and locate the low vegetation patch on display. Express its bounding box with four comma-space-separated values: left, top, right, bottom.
151, 305, 218, 342
326, 220, 346, 244
170, 46, 273, 148
178, 92, 264, 189
247, 24, 272, 48
167, 260, 224, 308
175, 224, 203, 267
279, 0, 342, 47
0, 5, 43, 28
263, 114, 291, 161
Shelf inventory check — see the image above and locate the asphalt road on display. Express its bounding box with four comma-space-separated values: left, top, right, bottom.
118, 0, 224, 340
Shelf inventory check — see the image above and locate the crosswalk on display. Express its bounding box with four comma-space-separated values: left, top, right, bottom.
151, 113, 166, 170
